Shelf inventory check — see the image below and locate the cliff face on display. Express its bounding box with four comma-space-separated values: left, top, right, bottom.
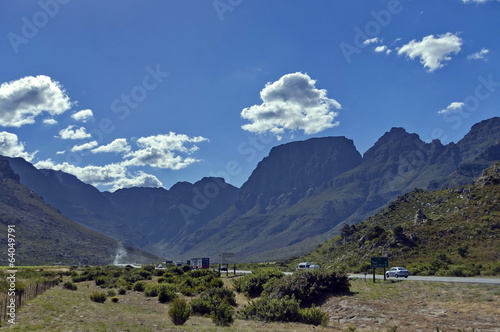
236, 136, 362, 213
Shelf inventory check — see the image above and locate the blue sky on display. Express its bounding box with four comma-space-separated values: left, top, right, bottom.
0, 0, 499, 191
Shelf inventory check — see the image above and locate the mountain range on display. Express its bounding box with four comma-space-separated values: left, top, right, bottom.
4, 117, 500, 263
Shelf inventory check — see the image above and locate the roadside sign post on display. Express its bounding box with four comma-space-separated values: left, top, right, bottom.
370, 257, 389, 283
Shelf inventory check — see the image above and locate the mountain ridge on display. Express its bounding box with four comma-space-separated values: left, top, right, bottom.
5, 117, 500, 262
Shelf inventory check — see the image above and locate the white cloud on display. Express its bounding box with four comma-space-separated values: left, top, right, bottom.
0, 75, 72, 127
33, 159, 163, 192
57, 125, 92, 139
467, 48, 490, 60
43, 118, 58, 125
397, 33, 462, 72
70, 140, 98, 152
363, 37, 380, 45
438, 102, 465, 114
71, 109, 94, 122
375, 45, 388, 53
123, 132, 209, 170
91, 138, 131, 154
0, 131, 36, 161
108, 171, 163, 191
241, 72, 341, 139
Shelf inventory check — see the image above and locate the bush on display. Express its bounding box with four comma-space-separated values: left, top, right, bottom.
264, 270, 349, 305
107, 289, 117, 297
89, 291, 107, 303
118, 288, 127, 295
211, 301, 234, 326
63, 281, 77, 291
133, 281, 146, 292
233, 268, 284, 297
190, 297, 212, 316
144, 284, 160, 297
168, 298, 191, 325
190, 287, 236, 316
111, 296, 119, 303
158, 284, 177, 303
240, 296, 301, 322
299, 306, 328, 326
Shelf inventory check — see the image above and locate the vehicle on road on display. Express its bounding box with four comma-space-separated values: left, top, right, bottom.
296, 262, 320, 270
386, 267, 410, 278
220, 266, 228, 271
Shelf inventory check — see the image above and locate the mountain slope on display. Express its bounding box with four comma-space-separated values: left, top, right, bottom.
0, 156, 159, 266
296, 162, 500, 276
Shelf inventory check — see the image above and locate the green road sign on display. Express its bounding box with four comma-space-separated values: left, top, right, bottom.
371, 257, 388, 268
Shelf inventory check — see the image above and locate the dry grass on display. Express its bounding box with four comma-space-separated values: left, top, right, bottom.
2, 276, 499, 331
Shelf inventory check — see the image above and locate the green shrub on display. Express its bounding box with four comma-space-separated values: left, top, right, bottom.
299, 306, 328, 326
118, 288, 127, 295
233, 268, 284, 297
190, 287, 236, 316
158, 284, 177, 303
107, 289, 117, 297
157, 276, 167, 283
190, 297, 212, 316
168, 298, 191, 325
144, 284, 160, 297
240, 296, 301, 322
211, 301, 234, 326
89, 291, 107, 303
264, 270, 349, 305
133, 281, 146, 292
63, 281, 77, 291
111, 296, 119, 303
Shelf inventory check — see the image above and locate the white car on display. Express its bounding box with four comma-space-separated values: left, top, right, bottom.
296, 262, 320, 270
385, 267, 410, 278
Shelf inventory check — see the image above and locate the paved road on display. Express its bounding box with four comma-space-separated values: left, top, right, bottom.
234, 270, 500, 284
348, 274, 500, 285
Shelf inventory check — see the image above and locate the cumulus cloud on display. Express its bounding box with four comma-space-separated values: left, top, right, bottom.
108, 171, 163, 191
467, 48, 490, 60
123, 132, 209, 170
241, 72, 341, 139
0, 131, 36, 161
58, 125, 92, 139
0, 75, 72, 127
34, 159, 163, 192
438, 102, 465, 114
375, 45, 388, 53
397, 33, 462, 72
43, 118, 58, 125
70, 140, 98, 152
363, 37, 380, 45
71, 109, 94, 122
91, 138, 131, 154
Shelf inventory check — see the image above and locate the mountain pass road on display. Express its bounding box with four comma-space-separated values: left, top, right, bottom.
348, 274, 500, 285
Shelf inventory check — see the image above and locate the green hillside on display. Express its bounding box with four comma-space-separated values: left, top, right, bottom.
295, 162, 500, 277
